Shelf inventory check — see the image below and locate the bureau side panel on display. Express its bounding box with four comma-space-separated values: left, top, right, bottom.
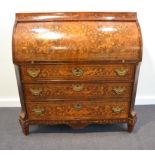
14, 65, 28, 117
129, 63, 141, 116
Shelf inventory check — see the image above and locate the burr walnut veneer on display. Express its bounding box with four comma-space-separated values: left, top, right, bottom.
12, 12, 142, 135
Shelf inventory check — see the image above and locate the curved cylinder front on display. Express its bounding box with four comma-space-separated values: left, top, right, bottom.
13, 14, 142, 63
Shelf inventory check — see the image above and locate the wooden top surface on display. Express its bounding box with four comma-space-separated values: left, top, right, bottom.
16, 12, 137, 22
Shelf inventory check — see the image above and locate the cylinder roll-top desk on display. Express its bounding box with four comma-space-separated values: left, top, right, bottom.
12, 12, 142, 135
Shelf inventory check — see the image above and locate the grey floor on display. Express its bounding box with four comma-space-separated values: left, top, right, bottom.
0, 105, 155, 150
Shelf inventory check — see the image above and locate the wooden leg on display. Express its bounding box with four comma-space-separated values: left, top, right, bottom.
127, 111, 137, 133
127, 123, 134, 133
19, 119, 29, 135
23, 124, 29, 136
19, 111, 29, 136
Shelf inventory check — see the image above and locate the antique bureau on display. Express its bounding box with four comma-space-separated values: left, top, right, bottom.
12, 12, 142, 135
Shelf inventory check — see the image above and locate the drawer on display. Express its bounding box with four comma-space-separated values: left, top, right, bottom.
24, 83, 132, 101
27, 100, 129, 120
21, 64, 135, 82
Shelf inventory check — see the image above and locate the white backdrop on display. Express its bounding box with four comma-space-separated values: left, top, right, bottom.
0, 0, 155, 107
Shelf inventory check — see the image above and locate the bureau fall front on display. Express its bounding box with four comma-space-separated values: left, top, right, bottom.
12, 12, 142, 135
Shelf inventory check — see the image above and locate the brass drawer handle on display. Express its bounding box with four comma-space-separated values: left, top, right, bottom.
30, 88, 42, 96
72, 68, 83, 77
27, 69, 40, 78
112, 107, 124, 114
32, 108, 45, 115
74, 103, 82, 110
115, 68, 128, 76
113, 87, 125, 95
72, 84, 83, 92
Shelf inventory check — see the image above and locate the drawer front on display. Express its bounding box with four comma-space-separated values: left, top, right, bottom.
27, 101, 129, 120
24, 83, 132, 101
21, 64, 135, 82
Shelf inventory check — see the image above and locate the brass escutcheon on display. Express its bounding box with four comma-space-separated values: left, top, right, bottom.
72, 84, 83, 92
115, 68, 128, 76
112, 87, 125, 95
32, 108, 45, 115
112, 107, 124, 114
30, 88, 42, 96
72, 68, 83, 76
27, 68, 40, 78
74, 103, 82, 110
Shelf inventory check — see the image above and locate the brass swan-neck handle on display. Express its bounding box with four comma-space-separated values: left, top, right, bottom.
112, 87, 125, 95
27, 68, 40, 78
115, 68, 128, 76
30, 88, 42, 96
112, 107, 124, 114
32, 108, 45, 115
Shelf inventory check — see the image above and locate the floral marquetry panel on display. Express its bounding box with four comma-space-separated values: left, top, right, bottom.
13, 21, 141, 62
